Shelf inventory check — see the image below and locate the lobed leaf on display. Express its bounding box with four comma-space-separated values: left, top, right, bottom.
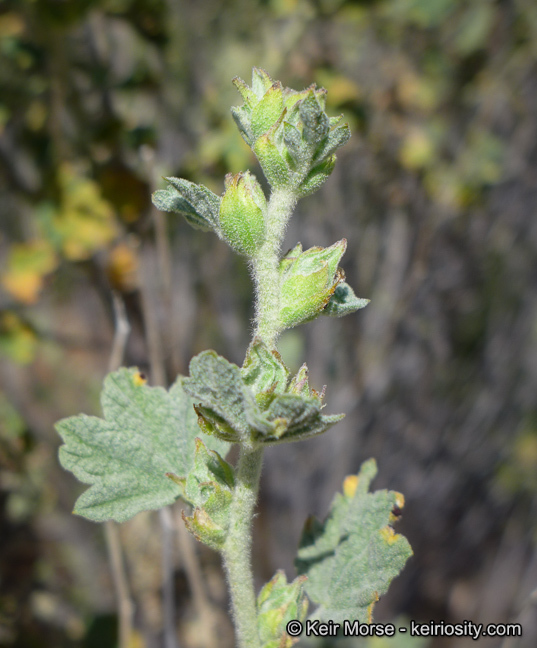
296, 460, 412, 624
56, 369, 229, 523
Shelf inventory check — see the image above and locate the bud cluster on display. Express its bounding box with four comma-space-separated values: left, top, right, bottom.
232, 68, 351, 195
183, 338, 344, 447
152, 68, 353, 263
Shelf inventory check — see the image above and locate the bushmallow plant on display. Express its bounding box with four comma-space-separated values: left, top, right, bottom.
56, 69, 412, 648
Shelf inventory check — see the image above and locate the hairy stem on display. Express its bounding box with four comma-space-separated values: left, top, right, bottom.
222, 446, 264, 648
223, 187, 297, 647
252, 187, 298, 348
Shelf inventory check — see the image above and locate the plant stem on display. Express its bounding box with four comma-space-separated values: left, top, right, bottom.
223, 187, 297, 647
222, 446, 264, 648
252, 187, 297, 348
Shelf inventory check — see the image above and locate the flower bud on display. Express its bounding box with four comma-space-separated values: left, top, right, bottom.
279, 239, 347, 329
253, 130, 290, 188
219, 171, 267, 256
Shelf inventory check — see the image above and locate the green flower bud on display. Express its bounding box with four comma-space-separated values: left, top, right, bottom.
253, 128, 290, 188
257, 571, 308, 647
279, 239, 347, 329
232, 68, 286, 146
251, 82, 284, 140
219, 171, 267, 256
181, 439, 235, 550
298, 154, 337, 196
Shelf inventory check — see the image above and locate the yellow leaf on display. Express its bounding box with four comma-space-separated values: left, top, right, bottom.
106, 243, 139, 292
54, 164, 117, 261
1, 240, 58, 304
399, 127, 434, 170
397, 71, 439, 112
0, 311, 38, 364
316, 70, 361, 107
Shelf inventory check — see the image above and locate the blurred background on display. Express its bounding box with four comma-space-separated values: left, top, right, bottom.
1, 0, 537, 647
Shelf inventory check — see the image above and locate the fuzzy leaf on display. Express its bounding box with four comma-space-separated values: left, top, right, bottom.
230, 105, 254, 146
282, 121, 306, 171
56, 369, 229, 523
323, 282, 370, 317
152, 178, 220, 232
183, 351, 253, 442
232, 76, 257, 106
252, 67, 275, 99
231, 70, 350, 194
259, 394, 343, 443
296, 460, 412, 624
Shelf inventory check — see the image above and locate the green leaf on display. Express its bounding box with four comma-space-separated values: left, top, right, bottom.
231, 105, 254, 146
232, 76, 257, 106
323, 282, 370, 317
261, 394, 343, 443
231, 70, 351, 195
56, 368, 229, 523
183, 350, 253, 443
296, 460, 412, 624
257, 571, 308, 648
152, 178, 221, 232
